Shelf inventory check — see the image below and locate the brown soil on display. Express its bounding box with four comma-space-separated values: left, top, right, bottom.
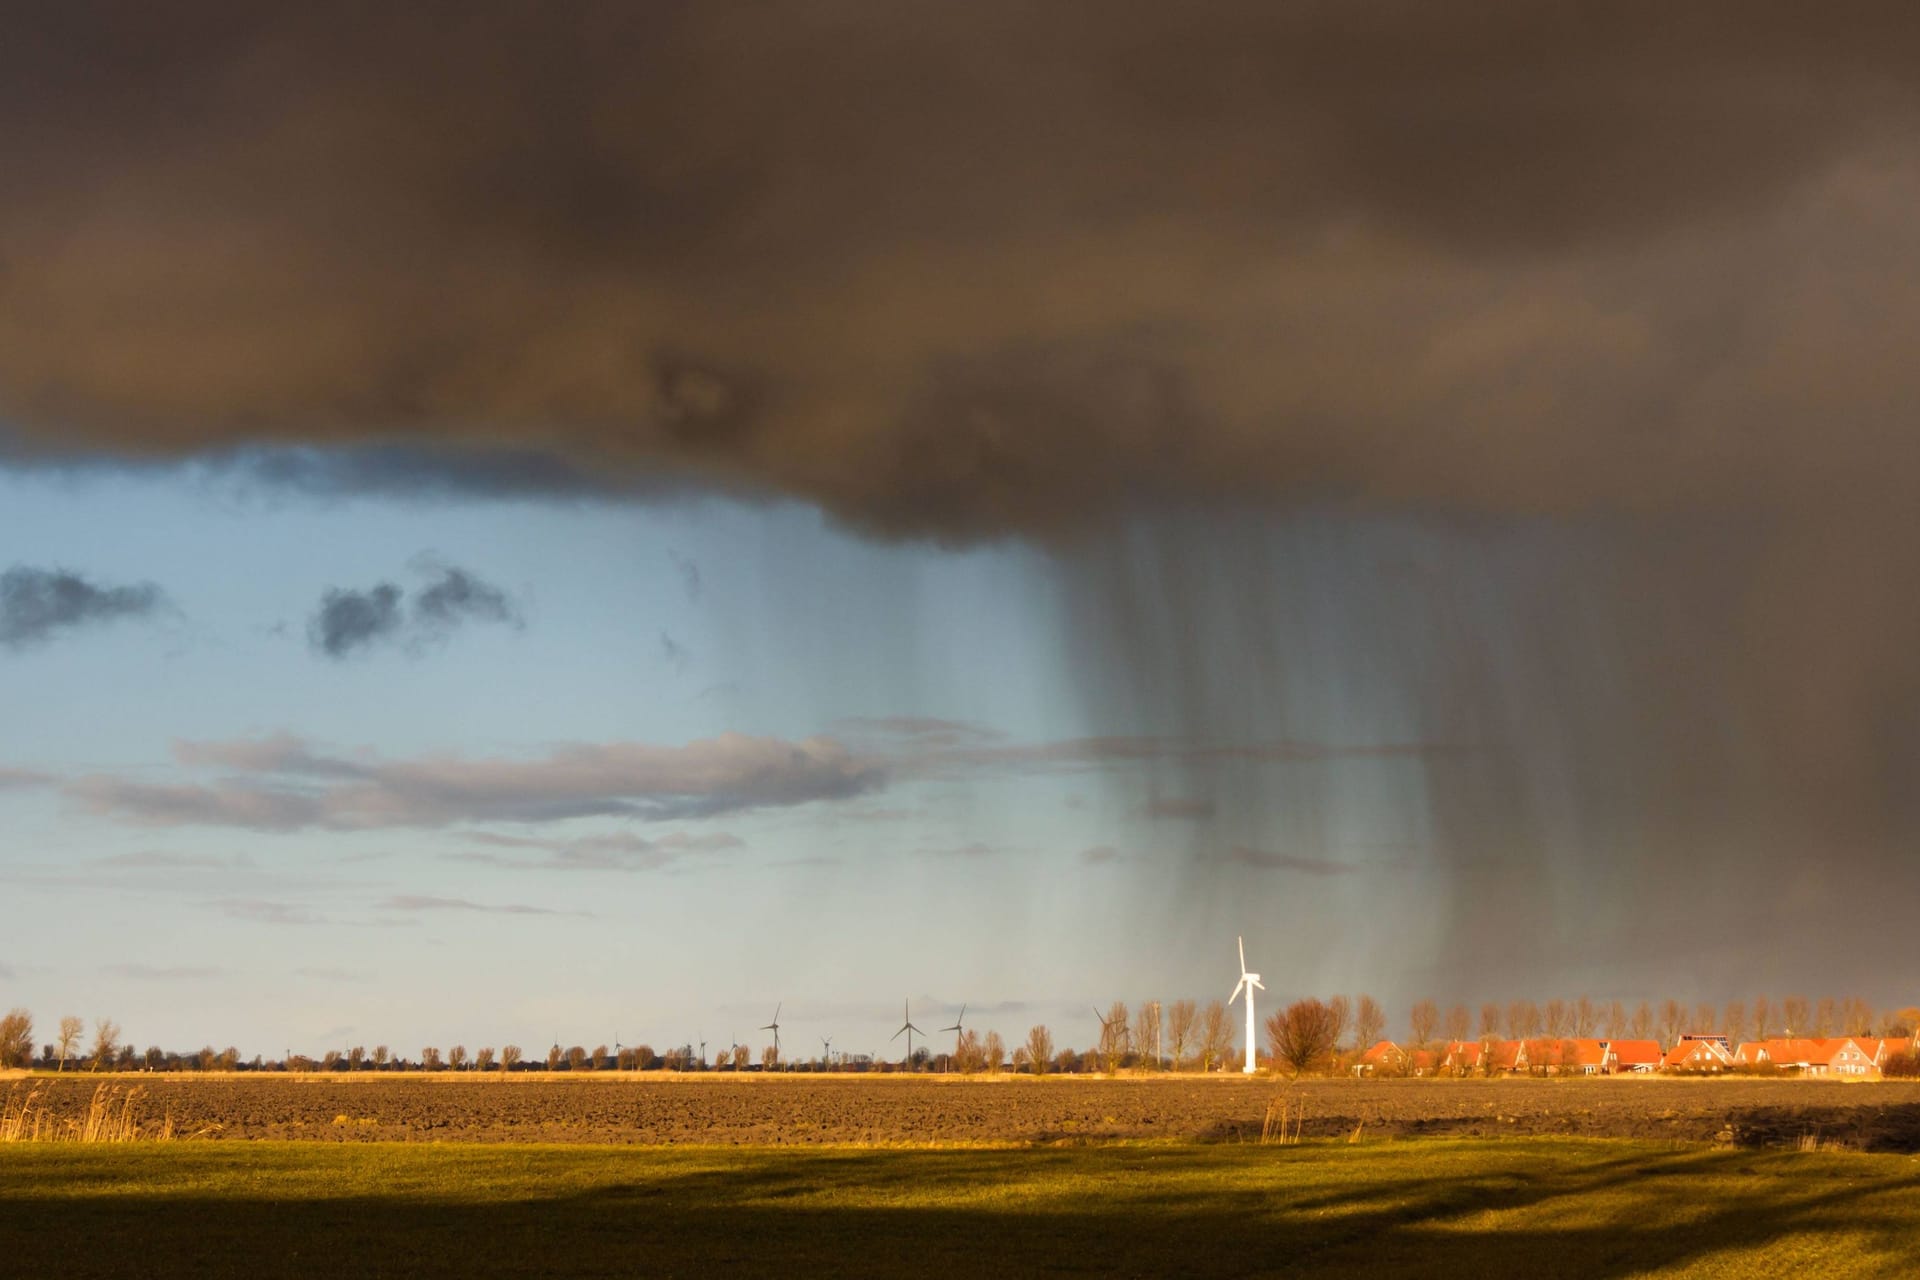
12, 1074, 1920, 1150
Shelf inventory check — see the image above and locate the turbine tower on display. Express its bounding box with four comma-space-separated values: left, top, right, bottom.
939, 1004, 967, 1068
820, 1035, 834, 1070
1228, 935, 1264, 1075
891, 999, 926, 1068
760, 1003, 783, 1064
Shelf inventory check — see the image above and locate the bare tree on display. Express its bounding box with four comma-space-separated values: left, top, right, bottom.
1267, 999, 1341, 1077
1629, 1001, 1653, 1040
420, 1046, 443, 1071
1692, 1003, 1716, 1036
0, 1010, 33, 1069
373, 1045, 391, 1070
1096, 1001, 1130, 1073
57, 1016, 83, 1072
348, 1045, 366, 1071
1752, 997, 1774, 1040
984, 1030, 1005, 1073
1024, 1025, 1054, 1076
1782, 995, 1810, 1037
1409, 999, 1438, 1047
89, 1019, 120, 1071
1199, 1000, 1231, 1072
1605, 1001, 1626, 1039
1474, 1003, 1497, 1039
1326, 995, 1351, 1052
1657, 1000, 1685, 1049
475, 1046, 496, 1071
1135, 1001, 1163, 1069
1843, 997, 1875, 1037
1167, 999, 1198, 1069
1813, 997, 1836, 1037
500, 1044, 522, 1071
1443, 1003, 1470, 1043
1722, 1002, 1748, 1047
448, 1044, 469, 1071
1574, 997, 1597, 1038
589, 1044, 608, 1070
1354, 995, 1387, 1049
1543, 999, 1569, 1039
732, 1044, 749, 1070
546, 1044, 564, 1071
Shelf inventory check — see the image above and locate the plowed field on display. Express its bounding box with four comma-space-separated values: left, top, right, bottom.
12, 1074, 1920, 1150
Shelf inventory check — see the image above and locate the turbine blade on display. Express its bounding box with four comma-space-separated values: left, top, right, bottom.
1238, 935, 1246, 972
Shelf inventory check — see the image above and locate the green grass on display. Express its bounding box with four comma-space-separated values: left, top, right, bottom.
5, 1138, 1919, 1277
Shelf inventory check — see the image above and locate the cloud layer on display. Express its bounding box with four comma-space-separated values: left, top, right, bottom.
4, 3, 1919, 538
68, 732, 884, 830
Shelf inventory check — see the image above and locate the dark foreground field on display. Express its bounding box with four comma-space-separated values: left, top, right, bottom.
11, 1073, 1920, 1149
5, 1139, 1919, 1278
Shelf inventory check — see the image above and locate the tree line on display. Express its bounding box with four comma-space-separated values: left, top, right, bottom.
5, 992, 1914, 1076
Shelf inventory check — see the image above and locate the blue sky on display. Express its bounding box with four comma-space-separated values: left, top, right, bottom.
0, 465, 1485, 1060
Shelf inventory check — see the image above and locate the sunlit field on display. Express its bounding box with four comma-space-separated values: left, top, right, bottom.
5, 1138, 1918, 1278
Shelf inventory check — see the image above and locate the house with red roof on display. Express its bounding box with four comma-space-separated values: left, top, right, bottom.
1546, 1038, 1614, 1075
1356, 1040, 1408, 1075
1603, 1040, 1663, 1073
1663, 1036, 1732, 1072
1440, 1040, 1484, 1074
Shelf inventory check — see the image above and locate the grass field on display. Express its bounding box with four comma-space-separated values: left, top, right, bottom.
5, 1138, 1919, 1277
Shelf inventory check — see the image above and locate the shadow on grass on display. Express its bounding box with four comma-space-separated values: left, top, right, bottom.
4, 1144, 1918, 1278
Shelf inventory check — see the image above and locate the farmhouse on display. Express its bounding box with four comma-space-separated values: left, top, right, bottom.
1603, 1040, 1664, 1073
1662, 1036, 1733, 1071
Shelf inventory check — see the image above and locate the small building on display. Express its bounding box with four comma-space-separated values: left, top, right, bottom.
1662, 1037, 1732, 1072
1603, 1040, 1664, 1073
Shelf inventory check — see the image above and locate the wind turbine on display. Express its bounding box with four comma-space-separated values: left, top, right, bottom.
939, 1004, 967, 1069
697, 1037, 707, 1071
891, 1000, 926, 1068
820, 1035, 834, 1070
1228, 935, 1264, 1074
1092, 1005, 1124, 1073
760, 1003, 782, 1064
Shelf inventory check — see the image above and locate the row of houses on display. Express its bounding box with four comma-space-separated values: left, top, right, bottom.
1359, 1033, 1917, 1077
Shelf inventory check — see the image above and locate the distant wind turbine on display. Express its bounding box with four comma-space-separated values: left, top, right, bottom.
1228, 935, 1265, 1074
939, 1004, 967, 1069
761, 1003, 783, 1063
891, 1000, 926, 1067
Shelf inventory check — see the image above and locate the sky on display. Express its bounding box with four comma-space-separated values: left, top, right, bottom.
5, 2, 1920, 1059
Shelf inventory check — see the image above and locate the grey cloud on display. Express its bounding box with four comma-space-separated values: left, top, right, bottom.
69, 732, 883, 830
308, 562, 519, 659
378, 895, 574, 917
1144, 797, 1215, 821
103, 963, 221, 980
1223, 846, 1360, 877
213, 898, 323, 925
310, 583, 403, 657
0, 767, 51, 790
453, 828, 742, 872
1, 566, 169, 650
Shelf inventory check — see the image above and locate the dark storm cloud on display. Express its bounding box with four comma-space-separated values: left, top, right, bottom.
0, 566, 169, 650
307, 563, 519, 657
5, 2, 1920, 536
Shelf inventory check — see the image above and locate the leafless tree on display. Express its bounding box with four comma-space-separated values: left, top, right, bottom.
1782, 995, 1810, 1037
1509, 1001, 1542, 1040
374, 1045, 391, 1069
1200, 1000, 1231, 1072
348, 1045, 366, 1071
1605, 1001, 1626, 1039
1692, 1003, 1716, 1036
1167, 999, 1198, 1069
1543, 999, 1569, 1039
1657, 1000, 1684, 1049
90, 1019, 120, 1071
1843, 997, 1875, 1037
1629, 1001, 1653, 1040
475, 1046, 496, 1070
1024, 1024, 1054, 1076
56, 1016, 83, 1071
1409, 999, 1438, 1047
448, 1045, 469, 1071
1326, 995, 1351, 1052
0, 1010, 33, 1069
1442, 1003, 1470, 1044
1267, 999, 1342, 1077
1479, 1003, 1501, 1039
546, 1044, 564, 1071
566, 1045, 587, 1071
732, 1044, 749, 1070
1135, 1001, 1162, 1069
761, 1044, 779, 1070
953, 1029, 983, 1074
984, 1030, 1005, 1073
1354, 995, 1387, 1049
421, 1046, 443, 1071
1752, 996, 1774, 1040
1722, 1002, 1748, 1047
1813, 997, 1836, 1037
589, 1044, 608, 1070
500, 1045, 522, 1071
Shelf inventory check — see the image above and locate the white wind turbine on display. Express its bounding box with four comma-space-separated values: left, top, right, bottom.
1228, 935, 1264, 1074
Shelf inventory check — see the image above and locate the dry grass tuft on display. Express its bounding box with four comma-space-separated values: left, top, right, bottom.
1259, 1094, 1305, 1145
2, 1083, 179, 1143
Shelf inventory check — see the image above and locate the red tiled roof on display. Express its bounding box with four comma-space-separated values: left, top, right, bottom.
1606, 1040, 1663, 1066
1360, 1040, 1405, 1065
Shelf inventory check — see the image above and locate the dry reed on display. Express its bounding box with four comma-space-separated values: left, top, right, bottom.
1, 1082, 174, 1143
